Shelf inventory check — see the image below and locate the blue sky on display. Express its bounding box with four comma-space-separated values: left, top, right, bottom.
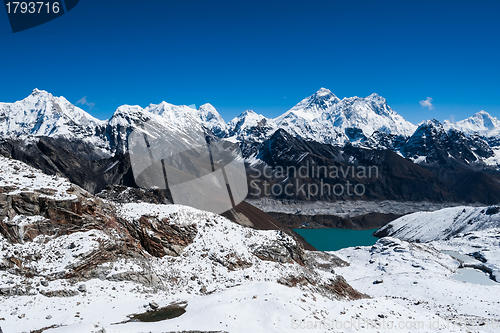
1, 0, 499, 124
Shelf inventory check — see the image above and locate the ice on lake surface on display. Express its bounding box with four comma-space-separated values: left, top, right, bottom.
442, 250, 499, 286
451, 268, 499, 286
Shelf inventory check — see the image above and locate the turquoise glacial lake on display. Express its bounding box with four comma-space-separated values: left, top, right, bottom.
294, 228, 379, 251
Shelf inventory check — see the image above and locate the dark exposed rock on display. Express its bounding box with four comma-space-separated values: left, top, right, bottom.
304, 251, 349, 272
0, 137, 135, 194
253, 245, 292, 263
321, 276, 368, 300
0, 185, 110, 243
469, 251, 487, 263
122, 216, 198, 258
485, 206, 500, 215
251, 129, 457, 202
249, 128, 500, 204
0, 287, 26, 296
252, 231, 305, 265
40, 289, 79, 297
222, 201, 316, 251
96, 185, 169, 205
277, 276, 309, 287
269, 211, 400, 230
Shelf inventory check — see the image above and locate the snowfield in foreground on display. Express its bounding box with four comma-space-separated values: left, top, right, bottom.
334, 236, 500, 333
1, 155, 500, 332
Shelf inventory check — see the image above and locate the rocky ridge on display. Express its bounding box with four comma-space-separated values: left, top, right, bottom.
0, 155, 365, 332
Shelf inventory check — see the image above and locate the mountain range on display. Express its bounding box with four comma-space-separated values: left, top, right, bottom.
1, 88, 500, 204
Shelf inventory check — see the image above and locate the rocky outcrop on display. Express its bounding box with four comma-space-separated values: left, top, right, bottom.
0, 185, 109, 243
96, 185, 169, 205
122, 216, 198, 257
321, 275, 367, 300
252, 231, 305, 265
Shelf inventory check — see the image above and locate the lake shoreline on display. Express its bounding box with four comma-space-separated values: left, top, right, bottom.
294, 228, 380, 252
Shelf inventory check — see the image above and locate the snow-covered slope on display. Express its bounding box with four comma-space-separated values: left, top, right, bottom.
274, 90, 416, 144
334, 236, 500, 332
0, 89, 108, 150
106, 102, 209, 154
0, 156, 77, 201
375, 206, 500, 242
228, 88, 417, 147
445, 111, 500, 137
0, 90, 227, 155
2, 156, 499, 332
3, 89, 500, 170
0, 155, 366, 332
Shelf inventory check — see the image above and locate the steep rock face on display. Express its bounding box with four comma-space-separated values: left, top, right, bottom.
402, 120, 494, 166
123, 215, 198, 257
0, 187, 103, 243
249, 129, 458, 202
0, 137, 135, 194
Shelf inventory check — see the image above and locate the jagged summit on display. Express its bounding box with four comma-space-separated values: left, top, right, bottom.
198, 103, 227, 137
444, 110, 500, 137
277, 88, 340, 121
3, 88, 499, 168
0, 88, 106, 146
0, 88, 417, 157
31, 87, 45, 95
315, 87, 335, 96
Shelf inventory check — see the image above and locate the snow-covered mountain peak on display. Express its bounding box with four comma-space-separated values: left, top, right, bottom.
227, 110, 275, 140
315, 87, 336, 97
239, 109, 258, 117
366, 92, 382, 99
0, 89, 105, 143
277, 88, 340, 122
270, 88, 416, 143
420, 118, 444, 128
230, 110, 267, 124
413, 119, 446, 138
444, 110, 500, 137
30, 87, 49, 97
145, 101, 196, 118
199, 103, 222, 121
108, 105, 149, 126
198, 103, 227, 137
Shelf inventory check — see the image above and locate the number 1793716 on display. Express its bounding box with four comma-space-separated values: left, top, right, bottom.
5, 2, 60, 14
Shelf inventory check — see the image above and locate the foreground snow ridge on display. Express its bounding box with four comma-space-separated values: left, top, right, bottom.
376, 205, 500, 242
0, 156, 364, 333
1, 155, 500, 332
